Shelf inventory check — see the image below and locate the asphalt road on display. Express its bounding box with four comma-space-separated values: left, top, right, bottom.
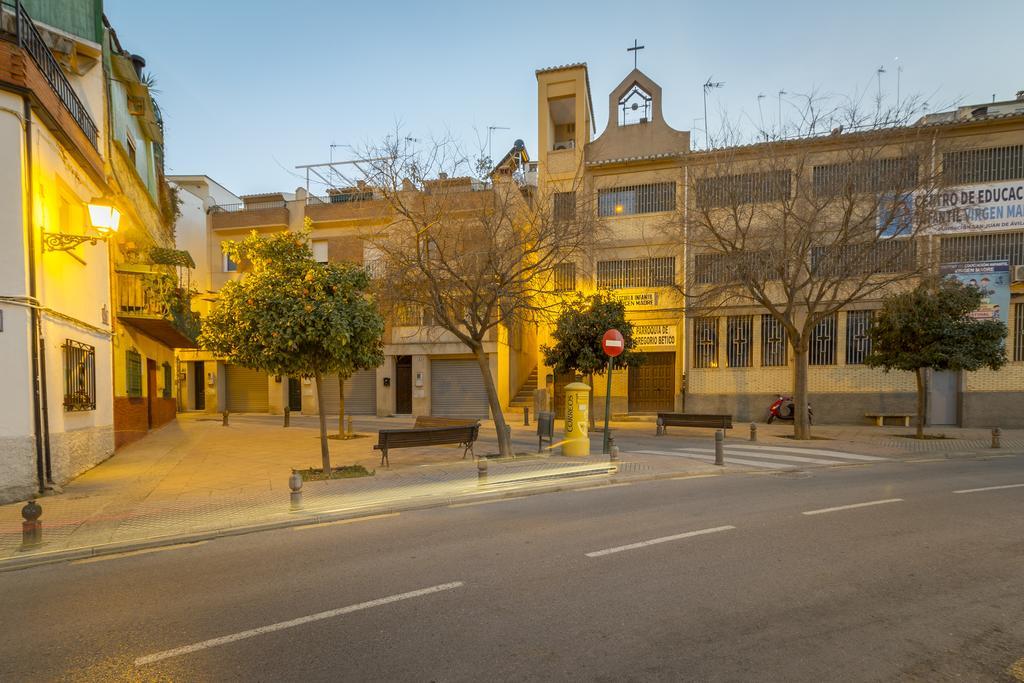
2, 456, 1023, 682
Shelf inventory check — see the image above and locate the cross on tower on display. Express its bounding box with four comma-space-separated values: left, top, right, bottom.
627, 39, 645, 69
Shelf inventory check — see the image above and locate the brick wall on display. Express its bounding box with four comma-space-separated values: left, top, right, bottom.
114, 396, 148, 449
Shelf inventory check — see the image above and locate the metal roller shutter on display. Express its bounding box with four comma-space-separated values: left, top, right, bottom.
430, 359, 489, 419
317, 369, 377, 415
225, 365, 269, 412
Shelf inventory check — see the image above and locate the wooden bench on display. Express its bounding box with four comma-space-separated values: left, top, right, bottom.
656, 413, 733, 435
865, 413, 915, 427
373, 425, 480, 467
413, 416, 479, 429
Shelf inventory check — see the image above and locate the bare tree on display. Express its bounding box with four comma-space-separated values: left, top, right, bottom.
358, 135, 596, 457
677, 95, 957, 438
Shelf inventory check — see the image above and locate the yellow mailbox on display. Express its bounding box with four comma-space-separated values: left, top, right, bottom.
562, 381, 591, 457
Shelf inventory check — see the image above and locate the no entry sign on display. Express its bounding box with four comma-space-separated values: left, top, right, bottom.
601, 329, 624, 357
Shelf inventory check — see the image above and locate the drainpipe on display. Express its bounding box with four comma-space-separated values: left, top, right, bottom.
22, 98, 50, 492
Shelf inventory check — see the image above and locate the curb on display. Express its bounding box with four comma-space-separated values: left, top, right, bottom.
0, 465, 724, 572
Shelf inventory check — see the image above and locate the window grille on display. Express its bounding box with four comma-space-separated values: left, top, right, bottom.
812, 240, 917, 277
553, 192, 576, 222
553, 262, 576, 292
726, 316, 753, 367
597, 257, 675, 289
940, 231, 1024, 268
808, 313, 837, 365
693, 317, 719, 369
597, 182, 675, 216
813, 157, 919, 197
1014, 303, 1024, 362
761, 315, 788, 366
846, 310, 875, 365
63, 340, 96, 411
944, 145, 1024, 184
695, 170, 791, 208
126, 350, 142, 397
693, 250, 775, 284
162, 362, 173, 399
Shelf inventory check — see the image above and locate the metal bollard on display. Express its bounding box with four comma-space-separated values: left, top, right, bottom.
609, 435, 618, 463
523, 405, 529, 426
288, 471, 303, 509
21, 500, 42, 548
477, 457, 488, 484
992, 427, 1001, 449
222, 410, 229, 426
656, 416, 664, 436
750, 422, 757, 442
284, 407, 290, 428
347, 415, 354, 436
714, 429, 725, 466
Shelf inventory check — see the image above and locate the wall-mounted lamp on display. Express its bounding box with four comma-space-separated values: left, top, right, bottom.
43, 203, 121, 252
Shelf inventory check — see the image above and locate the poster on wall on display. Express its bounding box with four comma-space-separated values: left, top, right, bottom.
925, 181, 1024, 234
633, 324, 677, 348
938, 260, 1010, 325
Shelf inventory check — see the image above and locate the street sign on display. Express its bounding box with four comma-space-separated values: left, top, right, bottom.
602, 329, 624, 357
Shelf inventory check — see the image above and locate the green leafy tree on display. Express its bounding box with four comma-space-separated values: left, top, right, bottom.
865, 278, 1007, 438
541, 292, 642, 423
201, 227, 384, 472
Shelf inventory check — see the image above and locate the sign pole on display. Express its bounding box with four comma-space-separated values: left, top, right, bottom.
603, 357, 614, 454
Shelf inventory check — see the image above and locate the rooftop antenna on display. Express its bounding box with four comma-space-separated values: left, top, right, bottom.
894, 58, 902, 105
703, 76, 724, 148
876, 65, 887, 107
486, 126, 509, 171
757, 93, 767, 139
777, 90, 787, 137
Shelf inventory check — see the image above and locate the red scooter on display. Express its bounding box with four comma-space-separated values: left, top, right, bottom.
767, 395, 813, 424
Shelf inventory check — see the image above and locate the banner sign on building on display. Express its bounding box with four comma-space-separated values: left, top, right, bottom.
633, 324, 676, 347
939, 260, 1011, 326
878, 181, 1024, 237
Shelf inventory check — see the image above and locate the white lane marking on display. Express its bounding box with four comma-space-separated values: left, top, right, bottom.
134, 581, 464, 666
293, 513, 399, 530
586, 525, 735, 558
678, 447, 844, 466
635, 450, 793, 470
953, 483, 1024, 494
802, 498, 903, 515
734, 445, 888, 461
71, 541, 207, 565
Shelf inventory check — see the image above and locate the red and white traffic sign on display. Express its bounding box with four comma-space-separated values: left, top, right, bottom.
601, 329, 625, 357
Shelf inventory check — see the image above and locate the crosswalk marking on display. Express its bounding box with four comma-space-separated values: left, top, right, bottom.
632, 443, 886, 471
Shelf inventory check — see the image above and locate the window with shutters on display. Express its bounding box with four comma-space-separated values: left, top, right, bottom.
1014, 303, 1024, 362
126, 350, 142, 397
162, 362, 173, 398
846, 310, 874, 365
553, 262, 576, 292
597, 257, 675, 289
761, 315, 787, 367
597, 182, 675, 216
726, 316, 753, 368
940, 231, 1024, 268
809, 314, 837, 365
811, 240, 917, 276
695, 170, 791, 208
813, 157, 919, 197
693, 318, 719, 369
553, 192, 576, 222
944, 145, 1024, 184
63, 340, 96, 411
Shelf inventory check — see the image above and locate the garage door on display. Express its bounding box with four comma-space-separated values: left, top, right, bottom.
225, 365, 269, 413
318, 368, 377, 415
430, 359, 489, 419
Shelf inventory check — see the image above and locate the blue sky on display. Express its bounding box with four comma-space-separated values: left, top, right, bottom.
104, 0, 1024, 196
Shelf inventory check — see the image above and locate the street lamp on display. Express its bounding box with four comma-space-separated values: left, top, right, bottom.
43, 202, 120, 252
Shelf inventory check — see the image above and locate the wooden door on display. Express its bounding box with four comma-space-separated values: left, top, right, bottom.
628, 352, 675, 413
146, 359, 158, 428
395, 356, 412, 414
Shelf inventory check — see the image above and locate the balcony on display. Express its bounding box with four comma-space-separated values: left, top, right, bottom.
208, 200, 290, 231
116, 269, 200, 348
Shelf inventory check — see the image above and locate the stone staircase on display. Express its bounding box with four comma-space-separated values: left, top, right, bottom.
509, 368, 538, 409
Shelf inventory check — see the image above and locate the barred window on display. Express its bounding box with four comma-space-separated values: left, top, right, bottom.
944, 145, 1024, 184
553, 262, 576, 292
162, 362, 173, 399
63, 340, 96, 411
940, 231, 1024, 268
846, 310, 875, 365
761, 315, 788, 367
693, 250, 776, 284
812, 240, 917, 276
597, 257, 675, 289
809, 313, 837, 365
126, 350, 142, 397
553, 192, 576, 222
813, 157, 919, 197
1014, 303, 1024, 362
693, 318, 719, 369
598, 182, 675, 216
695, 170, 791, 208
726, 316, 753, 368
